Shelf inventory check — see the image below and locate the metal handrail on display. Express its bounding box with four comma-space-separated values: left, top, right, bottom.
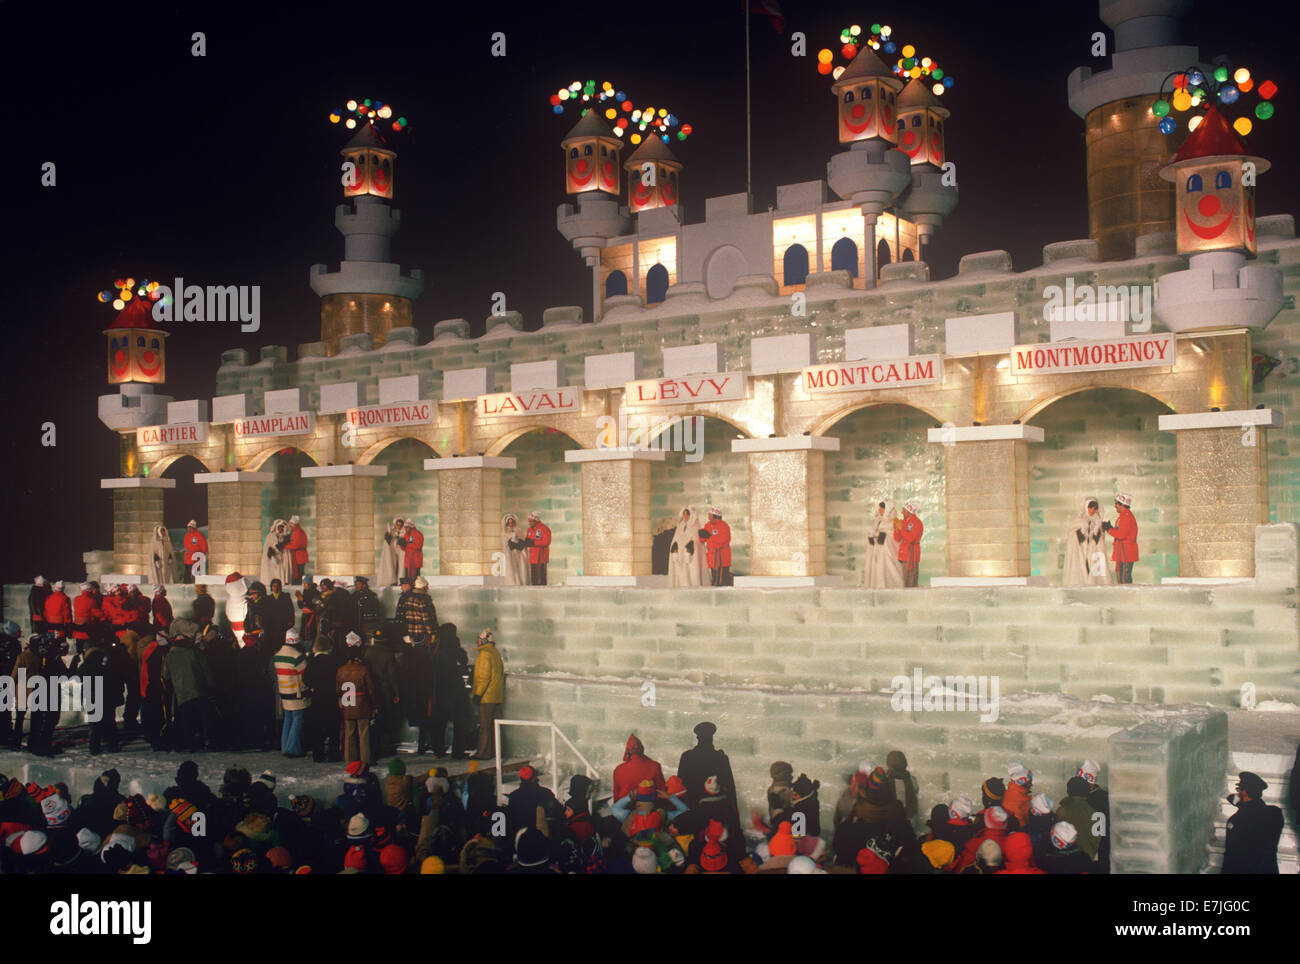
494, 718, 599, 804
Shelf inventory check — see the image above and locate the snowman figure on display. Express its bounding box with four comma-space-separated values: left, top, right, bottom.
224, 571, 249, 647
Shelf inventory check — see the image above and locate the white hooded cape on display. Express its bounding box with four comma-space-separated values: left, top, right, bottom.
1062, 497, 1112, 586
148, 525, 178, 585
501, 514, 529, 586
261, 519, 293, 587
669, 506, 707, 587
377, 517, 406, 587
865, 500, 905, 589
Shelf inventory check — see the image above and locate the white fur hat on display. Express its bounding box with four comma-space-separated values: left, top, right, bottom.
290, 515, 301, 524
187, 519, 198, 528
34, 576, 46, 586
1031, 792, 1055, 816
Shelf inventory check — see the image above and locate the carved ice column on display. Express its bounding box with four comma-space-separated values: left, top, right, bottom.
422, 456, 515, 584
100, 477, 175, 579
927, 424, 1045, 586
731, 436, 840, 587
302, 464, 386, 582
1158, 409, 1281, 581
193, 471, 274, 580
565, 448, 665, 586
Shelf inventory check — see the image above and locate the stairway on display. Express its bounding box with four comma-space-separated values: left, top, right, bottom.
1200, 751, 1297, 874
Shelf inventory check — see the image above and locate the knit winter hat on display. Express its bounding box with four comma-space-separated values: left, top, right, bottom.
345, 631, 362, 647
288, 794, 315, 819
388, 758, 406, 777
1008, 763, 1032, 787
168, 798, 198, 833
982, 778, 1005, 805
263, 846, 292, 870
786, 855, 820, 874
20, 830, 49, 856
1077, 760, 1101, 784
635, 778, 656, 802
379, 844, 409, 875
921, 838, 956, 870
346, 813, 371, 841
977, 838, 1004, 868
165, 847, 198, 874
700, 840, 728, 873
1, 621, 18, 637
770, 822, 798, 857
414, 577, 429, 590
343, 845, 368, 872
101, 831, 136, 863
983, 806, 1009, 830
1030, 792, 1055, 816
866, 766, 889, 791
518, 765, 536, 782
425, 776, 450, 796
791, 774, 820, 802
514, 828, 550, 868
76, 828, 102, 854
856, 840, 891, 874
1050, 821, 1078, 850
420, 856, 446, 875
345, 760, 365, 778
41, 794, 70, 828
665, 775, 687, 797
702, 775, 722, 797
631, 846, 659, 874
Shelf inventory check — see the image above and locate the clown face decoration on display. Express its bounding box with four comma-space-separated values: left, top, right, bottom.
340, 146, 396, 199
1175, 160, 1255, 255
897, 111, 945, 167
106, 328, 167, 384
628, 162, 680, 213
565, 137, 621, 195
838, 81, 898, 145
368, 150, 394, 198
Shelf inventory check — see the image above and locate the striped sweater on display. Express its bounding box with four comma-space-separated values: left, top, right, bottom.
273, 645, 310, 711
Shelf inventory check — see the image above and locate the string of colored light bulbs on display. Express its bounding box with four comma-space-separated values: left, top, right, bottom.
1152, 62, 1276, 137
550, 81, 692, 145
817, 23, 954, 97
328, 99, 408, 133
97, 279, 163, 312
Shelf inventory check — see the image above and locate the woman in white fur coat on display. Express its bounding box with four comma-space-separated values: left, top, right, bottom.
669, 506, 707, 587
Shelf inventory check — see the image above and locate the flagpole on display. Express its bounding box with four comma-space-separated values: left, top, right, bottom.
745, 0, 752, 199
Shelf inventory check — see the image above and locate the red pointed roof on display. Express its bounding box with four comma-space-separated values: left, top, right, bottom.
105, 296, 162, 330
1160, 107, 1270, 178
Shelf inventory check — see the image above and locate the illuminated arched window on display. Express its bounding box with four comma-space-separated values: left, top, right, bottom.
783, 244, 809, 286
831, 237, 858, 278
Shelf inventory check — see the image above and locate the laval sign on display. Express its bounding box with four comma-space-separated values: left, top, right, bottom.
1010, 333, 1175, 376
476, 386, 580, 419
801, 356, 943, 394
136, 423, 210, 446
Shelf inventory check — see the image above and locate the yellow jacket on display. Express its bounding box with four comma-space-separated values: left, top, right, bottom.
473, 643, 505, 704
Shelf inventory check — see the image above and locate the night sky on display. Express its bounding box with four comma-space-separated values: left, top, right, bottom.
3, 0, 1296, 591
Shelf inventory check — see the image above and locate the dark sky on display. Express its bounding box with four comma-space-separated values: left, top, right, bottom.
3, 0, 1296, 590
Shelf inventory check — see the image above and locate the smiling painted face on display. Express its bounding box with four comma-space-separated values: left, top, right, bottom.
839, 82, 898, 145
898, 112, 945, 166
134, 334, 164, 380
109, 335, 131, 382
369, 152, 392, 197
598, 144, 618, 193
1176, 161, 1253, 254
566, 143, 596, 192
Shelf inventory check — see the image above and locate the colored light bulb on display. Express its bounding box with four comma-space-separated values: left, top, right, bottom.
1255, 101, 1274, 120
1152, 98, 1170, 117
1158, 117, 1176, 134
1233, 116, 1253, 136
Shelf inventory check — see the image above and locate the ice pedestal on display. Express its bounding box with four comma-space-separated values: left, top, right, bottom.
732, 437, 839, 579
424, 456, 516, 578
194, 471, 274, 578
101, 477, 175, 577
565, 448, 662, 582
302, 464, 387, 581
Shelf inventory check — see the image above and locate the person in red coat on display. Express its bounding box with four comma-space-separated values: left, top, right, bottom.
399, 522, 424, 579
699, 507, 733, 587
286, 515, 309, 584
996, 832, 1046, 874
43, 581, 72, 639
72, 582, 103, 655
182, 520, 208, 583
524, 512, 552, 586
151, 585, 173, 633
124, 585, 151, 632
102, 584, 127, 636
897, 501, 924, 588
1103, 494, 1139, 584
612, 733, 668, 803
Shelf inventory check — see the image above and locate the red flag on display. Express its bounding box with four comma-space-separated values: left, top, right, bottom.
749, 0, 785, 33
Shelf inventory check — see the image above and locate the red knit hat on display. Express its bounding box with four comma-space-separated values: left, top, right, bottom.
769, 822, 798, 857
666, 775, 686, 797
343, 845, 368, 871
856, 844, 890, 874
700, 841, 728, 872
379, 844, 409, 875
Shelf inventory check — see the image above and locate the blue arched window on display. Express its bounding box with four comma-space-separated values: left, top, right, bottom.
1215, 169, 1231, 190
831, 237, 858, 278
783, 244, 809, 287
1186, 173, 1203, 193
605, 270, 628, 298
645, 264, 669, 305
877, 239, 892, 271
